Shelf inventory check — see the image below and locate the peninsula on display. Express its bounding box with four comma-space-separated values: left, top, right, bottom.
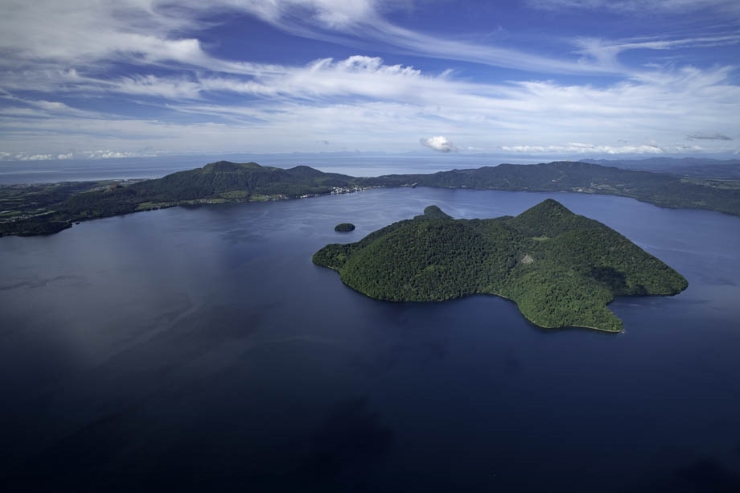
313, 200, 688, 332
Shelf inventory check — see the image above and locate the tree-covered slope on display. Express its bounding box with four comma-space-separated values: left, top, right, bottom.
1, 161, 362, 236
365, 161, 740, 217
65, 160, 358, 209
313, 199, 688, 332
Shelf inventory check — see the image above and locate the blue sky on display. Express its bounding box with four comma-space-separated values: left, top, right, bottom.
0, 0, 739, 161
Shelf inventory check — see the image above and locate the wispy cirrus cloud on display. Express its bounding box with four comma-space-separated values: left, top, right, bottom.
1, 55, 737, 157
501, 143, 666, 155
0, 1, 209, 67
0, 1, 738, 159
1, 0, 735, 87
575, 34, 740, 69
0, 150, 149, 161
527, 0, 740, 16
0, 1, 379, 68
0, 0, 624, 79
686, 132, 733, 141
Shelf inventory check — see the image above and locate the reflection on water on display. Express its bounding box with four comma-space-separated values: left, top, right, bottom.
1, 188, 739, 492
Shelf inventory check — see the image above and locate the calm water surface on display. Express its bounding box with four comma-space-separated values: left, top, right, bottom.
1, 188, 739, 492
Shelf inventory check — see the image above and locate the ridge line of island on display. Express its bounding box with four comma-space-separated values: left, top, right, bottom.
1, 159, 739, 236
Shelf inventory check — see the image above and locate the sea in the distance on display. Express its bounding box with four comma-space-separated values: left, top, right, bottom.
0, 153, 539, 184
1, 187, 739, 492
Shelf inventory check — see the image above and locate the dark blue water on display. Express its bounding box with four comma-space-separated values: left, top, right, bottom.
1, 189, 739, 492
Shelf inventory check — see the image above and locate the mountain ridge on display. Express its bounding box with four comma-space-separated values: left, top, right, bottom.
1, 160, 738, 237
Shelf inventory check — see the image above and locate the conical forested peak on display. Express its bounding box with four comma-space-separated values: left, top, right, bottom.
420, 205, 451, 220
508, 199, 594, 238
526, 198, 572, 215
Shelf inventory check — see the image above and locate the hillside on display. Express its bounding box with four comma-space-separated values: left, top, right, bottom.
1, 161, 364, 236
2, 160, 739, 237
583, 157, 740, 179
313, 199, 688, 332
366, 161, 740, 217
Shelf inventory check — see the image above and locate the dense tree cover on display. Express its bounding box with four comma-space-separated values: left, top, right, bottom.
335, 223, 356, 232
0, 161, 361, 236
313, 199, 688, 332
416, 205, 451, 220
583, 158, 740, 179
0, 180, 141, 236
365, 161, 740, 217
2, 160, 739, 237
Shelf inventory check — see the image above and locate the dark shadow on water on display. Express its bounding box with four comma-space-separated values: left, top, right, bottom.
295, 397, 393, 486
675, 457, 740, 492
642, 457, 740, 493
529, 322, 621, 337
354, 291, 622, 337
488, 294, 623, 337
504, 350, 522, 375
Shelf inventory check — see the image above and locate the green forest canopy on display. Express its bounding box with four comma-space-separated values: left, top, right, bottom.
313, 199, 688, 332
335, 223, 356, 232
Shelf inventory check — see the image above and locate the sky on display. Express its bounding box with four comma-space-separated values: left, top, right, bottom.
0, 0, 739, 162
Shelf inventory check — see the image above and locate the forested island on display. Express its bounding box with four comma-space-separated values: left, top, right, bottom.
335, 223, 356, 232
313, 200, 688, 332
1, 159, 739, 237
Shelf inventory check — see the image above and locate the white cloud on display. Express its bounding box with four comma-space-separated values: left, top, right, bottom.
1, 0, 736, 96
196, 56, 427, 100
114, 75, 203, 99
0, 3, 739, 158
501, 143, 665, 155
528, 0, 740, 16
421, 136, 457, 153
0, 0, 625, 80
0, 2, 211, 69
196, 0, 381, 30
0, 153, 57, 161
0, 1, 380, 69
0, 56, 738, 156
82, 150, 157, 159
575, 35, 740, 70
26, 154, 55, 161
0, 149, 165, 161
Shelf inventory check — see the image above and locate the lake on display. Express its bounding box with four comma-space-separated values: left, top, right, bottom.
1, 188, 739, 492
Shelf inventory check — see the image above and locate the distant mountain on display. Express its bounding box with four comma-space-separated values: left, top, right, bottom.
582, 157, 740, 179
313, 199, 688, 332
126, 160, 359, 200
367, 161, 740, 216
2, 160, 739, 237
0, 161, 364, 235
